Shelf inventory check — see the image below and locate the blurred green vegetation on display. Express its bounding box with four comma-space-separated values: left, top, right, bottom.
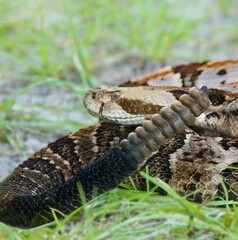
0, 0, 238, 239
0, 0, 237, 143
0, 0, 237, 80
0, 0, 237, 138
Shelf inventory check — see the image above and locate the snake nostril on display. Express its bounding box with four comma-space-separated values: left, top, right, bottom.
92, 91, 96, 99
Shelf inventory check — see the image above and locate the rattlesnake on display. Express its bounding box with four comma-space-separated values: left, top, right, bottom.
0, 60, 238, 229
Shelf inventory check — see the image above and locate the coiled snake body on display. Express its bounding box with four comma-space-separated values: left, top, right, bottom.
0, 60, 238, 228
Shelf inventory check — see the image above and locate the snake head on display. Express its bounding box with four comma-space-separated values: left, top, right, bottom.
84, 86, 143, 124
84, 86, 131, 123
84, 86, 150, 124
84, 86, 181, 125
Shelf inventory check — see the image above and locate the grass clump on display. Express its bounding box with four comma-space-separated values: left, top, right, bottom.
1, 173, 238, 239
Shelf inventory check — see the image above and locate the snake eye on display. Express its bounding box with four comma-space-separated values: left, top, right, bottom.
110, 91, 120, 100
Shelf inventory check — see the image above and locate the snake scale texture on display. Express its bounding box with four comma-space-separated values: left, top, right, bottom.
0, 60, 238, 228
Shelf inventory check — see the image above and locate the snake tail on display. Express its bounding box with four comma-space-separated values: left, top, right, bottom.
120, 86, 210, 163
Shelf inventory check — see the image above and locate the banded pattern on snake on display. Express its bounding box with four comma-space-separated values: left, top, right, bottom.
0, 60, 238, 228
